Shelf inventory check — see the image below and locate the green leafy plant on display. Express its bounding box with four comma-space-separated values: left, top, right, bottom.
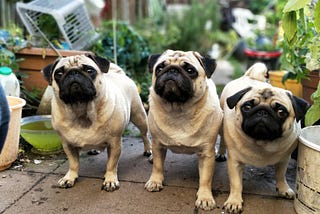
37, 14, 62, 42
134, 18, 181, 53
281, 0, 320, 126
166, 0, 221, 54
0, 48, 19, 70
304, 81, 320, 126
245, 31, 279, 51
0, 24, 41, 115
280, 0, 320, 81
90, 21, 151, 102
0, 24, 26, 69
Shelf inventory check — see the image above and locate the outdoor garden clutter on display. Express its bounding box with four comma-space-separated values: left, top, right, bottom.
0, 0, 319, 213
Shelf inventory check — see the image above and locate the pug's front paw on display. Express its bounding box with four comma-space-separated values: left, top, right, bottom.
58, 170, 78, 188
101, 173, 120, 191
223, 196, 243, 214
145, 179, 163, 192
277, 187, 295, 199
195, 190, 216, 210
58, 176, 77, 188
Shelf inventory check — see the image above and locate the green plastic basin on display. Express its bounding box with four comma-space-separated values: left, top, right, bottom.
20, 115, 62, 154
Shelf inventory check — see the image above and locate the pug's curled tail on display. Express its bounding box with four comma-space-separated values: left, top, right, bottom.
109, 63, 126, 75
244, 62, 268, 82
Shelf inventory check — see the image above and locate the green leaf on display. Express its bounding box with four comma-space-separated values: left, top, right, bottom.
314, 1, 320, 32
282, 11, 297, 43
283, 0, 309, 12
305, 82, 320, 126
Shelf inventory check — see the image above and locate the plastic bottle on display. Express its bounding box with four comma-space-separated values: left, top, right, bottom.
0, 66, 20, 97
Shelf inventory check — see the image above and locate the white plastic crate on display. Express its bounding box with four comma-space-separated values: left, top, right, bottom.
16, 0, 99, 50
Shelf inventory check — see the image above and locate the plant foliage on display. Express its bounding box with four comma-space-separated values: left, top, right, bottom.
280, 0, 320, 81
90, 21, 151, 102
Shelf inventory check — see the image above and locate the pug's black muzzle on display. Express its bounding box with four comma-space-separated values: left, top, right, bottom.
241, 105, 284, 141
154, 65, 194, 103
58, 69, 96, 104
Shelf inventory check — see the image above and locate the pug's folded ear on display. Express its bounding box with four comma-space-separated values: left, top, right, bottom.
85, 53, 110, 73
148, 54, 161, 73
42, 59, 60, 85
287, 93, 310, 122
193, 52, 217, 78
226, 87, 252, 109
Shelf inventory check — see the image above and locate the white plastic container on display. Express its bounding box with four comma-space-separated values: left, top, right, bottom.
0, 96, 26, 171
295, 126, 320, 214
16, 0, 99, 50
0, 66, 20, 97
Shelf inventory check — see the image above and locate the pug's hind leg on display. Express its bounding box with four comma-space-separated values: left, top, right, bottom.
58, 143, 80, 188
102, 138, 121, 191
130, 104, 152, 156
145, 144, 167, 192
275, 157, 295, 199
196, 154, 216, 210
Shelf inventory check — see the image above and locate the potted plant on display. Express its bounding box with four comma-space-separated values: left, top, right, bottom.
304, 82, 320, 126
0, 23, 90, 115
280, 0, 320, 104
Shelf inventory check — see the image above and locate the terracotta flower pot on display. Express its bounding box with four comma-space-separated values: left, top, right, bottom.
301, 71, 320, 104
268, 70, 302, 97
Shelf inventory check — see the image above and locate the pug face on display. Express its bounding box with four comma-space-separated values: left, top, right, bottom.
226, 86, 309, 141
148, 50, 216, 103
42, 54, 110, 105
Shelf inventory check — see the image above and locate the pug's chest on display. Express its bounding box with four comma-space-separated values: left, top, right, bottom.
230, 136, 297, 167
56, 119, 124, 149
151, 120, 213, 152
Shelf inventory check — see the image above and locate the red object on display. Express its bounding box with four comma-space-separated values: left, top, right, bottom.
244, 48, 282, 59
101, 0, 111, 18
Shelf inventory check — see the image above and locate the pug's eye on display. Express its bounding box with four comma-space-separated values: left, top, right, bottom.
83, 65, 96, 75
86, 68, 95, 74
56, 71, 63, 77
54, 68, 64, 80
156, 67, 163, 73
276, 106, 288, 118
187, 68, 195, 74
155, 64, 164, 75
241, 101, 253, 112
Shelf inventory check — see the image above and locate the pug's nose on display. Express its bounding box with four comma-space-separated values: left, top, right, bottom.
168, 68, 179, 75
257, 109, 268, 117
69, 69, 80, 75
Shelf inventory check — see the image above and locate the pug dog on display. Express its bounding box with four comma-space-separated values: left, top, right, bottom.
219, 63, 309, 213
42, 53, 151, 191
216, 62, 270, 161
144, 50, 223, 210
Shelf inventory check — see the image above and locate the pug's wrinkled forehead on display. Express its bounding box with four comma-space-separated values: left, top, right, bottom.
241, 86, 293, 109
54, 55, 100, 71
157, 49, 201, 67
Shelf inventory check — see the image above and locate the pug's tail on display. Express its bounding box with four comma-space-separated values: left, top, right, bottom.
244, 62, 268, 82
109, 63, 126, 75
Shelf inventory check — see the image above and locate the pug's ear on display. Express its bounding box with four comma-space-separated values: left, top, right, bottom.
42, 59, 60, 85
85, 53, 110, 73
148, 54, 161, 73
193, 52, 217, 78
287, 93, 310, 122
226, 87, 252, 109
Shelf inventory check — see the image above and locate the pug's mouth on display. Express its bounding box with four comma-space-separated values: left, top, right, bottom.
59, 75, 96, 104
241, 109, 284, 141
154, 71, 194, 103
